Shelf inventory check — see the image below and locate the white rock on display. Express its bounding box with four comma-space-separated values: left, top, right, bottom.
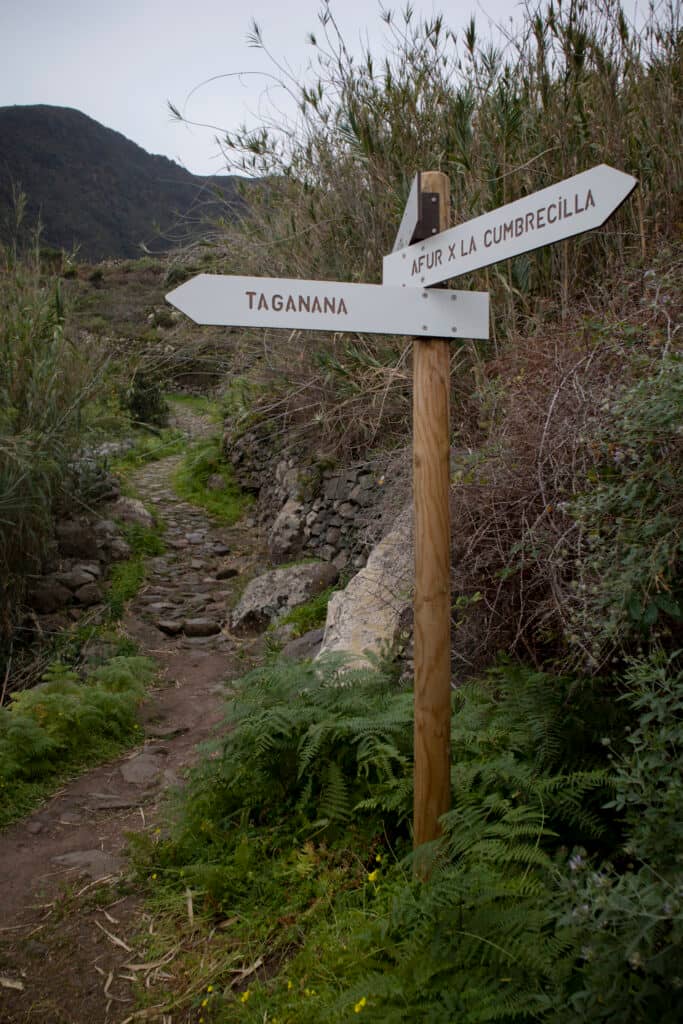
317, 509, 412, 669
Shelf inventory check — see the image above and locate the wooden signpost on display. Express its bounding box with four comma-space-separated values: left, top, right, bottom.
167, 161, 636, 867
409, 172, 453, 857
390, 161, 637, 865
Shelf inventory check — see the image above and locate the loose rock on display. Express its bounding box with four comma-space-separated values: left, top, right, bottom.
56, 567, 97, 591
28, 579, 73, 614
183, 618, 222, 637
232, 561, 338, 634
74, 582, 103, 606
156, 619, 184, 636
108, 496, 154, 529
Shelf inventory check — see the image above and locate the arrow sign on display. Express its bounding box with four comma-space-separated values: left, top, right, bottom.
383, 164, 637, 289
166, 273, 490, 340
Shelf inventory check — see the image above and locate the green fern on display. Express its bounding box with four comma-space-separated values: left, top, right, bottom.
181, 656, 415, 834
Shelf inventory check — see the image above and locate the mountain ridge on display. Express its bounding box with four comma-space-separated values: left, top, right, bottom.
0, 104, 245, 260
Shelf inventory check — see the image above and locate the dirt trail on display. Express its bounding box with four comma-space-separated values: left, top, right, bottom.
0, 407, 265, 1023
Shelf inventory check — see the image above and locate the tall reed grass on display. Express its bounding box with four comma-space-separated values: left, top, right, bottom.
205, 0, 681, 314
0, 226, 105, 651
183, 1, 681, 460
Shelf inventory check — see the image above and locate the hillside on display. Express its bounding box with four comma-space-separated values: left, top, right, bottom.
0, 104, 245, 260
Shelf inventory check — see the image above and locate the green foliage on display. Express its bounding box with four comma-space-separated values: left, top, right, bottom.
567, 356, 683, 664
97, 520, 165, 620
554, 650, 683, 1022
172, 437, 253, 524
122, 369, 169, 426
169, 658, 413, 856
0, 655, 155, 827
167, 392, 222, 422
220, 375, 259, 433
137, 660, 628, 1022
106, 559, 146, 620
278, 586, 335, 638
344, 837, 564, 1023
111, 427, 186, 472
451, 664, 614, 846
163, 263, 193, 288
0, 227, 106, 644
332, 666, 611, 1024
122, 520, 166, 557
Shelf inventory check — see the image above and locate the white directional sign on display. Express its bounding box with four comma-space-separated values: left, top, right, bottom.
383, 164, 638, 289
393, 173, 422, 252
166, 274, 490, 340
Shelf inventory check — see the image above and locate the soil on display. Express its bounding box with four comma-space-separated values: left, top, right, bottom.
0, 406, 267, 1024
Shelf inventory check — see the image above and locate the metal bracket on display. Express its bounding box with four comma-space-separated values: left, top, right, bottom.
414, 192, 440, 242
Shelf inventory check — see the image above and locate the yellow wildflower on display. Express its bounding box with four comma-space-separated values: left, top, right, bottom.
207, 985, 214, 993
354, 996, 367, 1013
240, 989, 251, 1004
367, 869, 379, 883
287, 980, 293, 991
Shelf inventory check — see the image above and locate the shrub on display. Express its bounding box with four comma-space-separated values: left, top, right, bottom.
122, 369, 169, 426
554, 650, 683, 1022
450, 288, 681, 675
170, 659, 413, 852
566, 355, 683, 665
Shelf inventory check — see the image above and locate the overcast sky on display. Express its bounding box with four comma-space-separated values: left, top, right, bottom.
2, 0, 648, 177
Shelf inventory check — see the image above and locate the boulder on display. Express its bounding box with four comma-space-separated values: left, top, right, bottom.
268, 498, 305, 562
232, 561, 338, 634
94, 519, 119, 541
74, 582, 103, 606
56, 566, 97, 591
56, 519, 100, 560
317, 509, 412, 668
77, 561, 102, 579
28, 578, 73, 614
156, 619, 184, 636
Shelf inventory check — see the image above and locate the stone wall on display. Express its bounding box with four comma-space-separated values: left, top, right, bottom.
225, 424, 388, 572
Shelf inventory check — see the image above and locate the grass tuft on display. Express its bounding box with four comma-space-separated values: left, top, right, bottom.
172, 438, 253, 524
0, 655, 156, 828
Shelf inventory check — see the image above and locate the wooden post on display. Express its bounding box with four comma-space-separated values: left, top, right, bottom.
413, 170, 452, 862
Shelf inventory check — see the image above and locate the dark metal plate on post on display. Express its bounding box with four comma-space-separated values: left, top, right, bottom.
416, 192, 440, 241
